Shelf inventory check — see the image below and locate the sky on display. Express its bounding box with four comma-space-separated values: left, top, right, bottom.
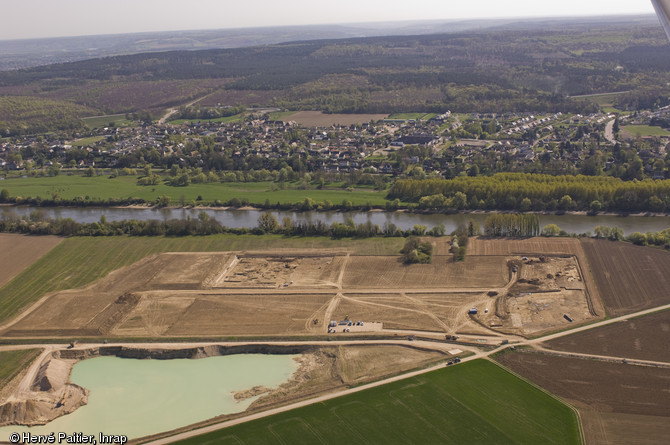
1, 0, 658, 40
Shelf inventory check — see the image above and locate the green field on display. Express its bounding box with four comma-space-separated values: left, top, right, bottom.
622, 124, 670, 137
69, 136, 105, 147
177, 360, 582, 445
0, 175, 389, 206
0, 349, 41, 390
0, 235, 403, 324
386, 113, 430, 120
82, 114, 133, 129
168, 114, 245, 125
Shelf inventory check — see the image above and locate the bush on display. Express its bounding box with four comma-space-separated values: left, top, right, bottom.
401, 236, 433, 264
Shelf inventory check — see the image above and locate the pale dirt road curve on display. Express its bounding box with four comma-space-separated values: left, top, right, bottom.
529, 346, 670, 369
157, 91, 218, 124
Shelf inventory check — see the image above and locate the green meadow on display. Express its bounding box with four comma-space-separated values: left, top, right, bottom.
0, 175, 389, 206
177, 359, 581, 445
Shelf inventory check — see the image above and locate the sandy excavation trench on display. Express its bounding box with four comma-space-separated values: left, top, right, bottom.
1, 249, 600, 339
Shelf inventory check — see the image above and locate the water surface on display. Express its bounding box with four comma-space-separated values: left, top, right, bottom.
0, 354, 298, 440
4, 205, 670, 235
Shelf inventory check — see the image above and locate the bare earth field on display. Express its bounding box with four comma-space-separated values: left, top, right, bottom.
580, 238, 670, 316
470, 237, 604, 317
494, 352, 670, 445
468, 237, 583, 256
248, 344, 449, 413
0, 242, 602, 339
342, 255, 508, 289
544, 310, 670, 363
478, 255, 596, 336
218, 254, 344, 288
281, 111, 388, 127
0, 234, 62, 288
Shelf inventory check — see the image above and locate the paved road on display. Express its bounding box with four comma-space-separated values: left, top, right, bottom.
157, 91, 218, 124
604, 119, 617, 144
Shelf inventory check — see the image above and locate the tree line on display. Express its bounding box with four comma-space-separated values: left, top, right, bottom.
388, 173, 670, 213
483, 214, 540, 237
0, 211, 445, 240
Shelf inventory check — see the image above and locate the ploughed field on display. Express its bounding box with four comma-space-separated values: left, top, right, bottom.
580, 238, 670, 316
494, 352, 670, 445
0, 234, 62, 288
544, 310, 670, 363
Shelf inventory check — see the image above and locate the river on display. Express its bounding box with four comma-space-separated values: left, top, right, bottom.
3, 206, 670, 235
0, 354, 298, 441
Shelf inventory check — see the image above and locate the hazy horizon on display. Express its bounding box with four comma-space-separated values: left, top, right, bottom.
1, 0, 656, 41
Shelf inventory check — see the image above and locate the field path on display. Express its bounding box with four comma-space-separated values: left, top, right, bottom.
322, 294, 342, 326
336, 254, 350, 289
529, 346, 670, 369
400, 292, 449, 332
6, 346, 53, 403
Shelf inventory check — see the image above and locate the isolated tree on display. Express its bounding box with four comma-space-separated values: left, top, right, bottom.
155, 195, 170, 207
542, 224, 562, 237
401, 236, 433, 264
257, 212, 279, 233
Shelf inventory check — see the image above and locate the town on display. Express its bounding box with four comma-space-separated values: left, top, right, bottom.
2, 106, 670, 184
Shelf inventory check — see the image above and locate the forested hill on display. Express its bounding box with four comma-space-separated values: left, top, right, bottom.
1, 16, 670, 120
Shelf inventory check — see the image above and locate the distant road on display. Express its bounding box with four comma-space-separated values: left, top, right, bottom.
568, 91, 630, 98
604, 119, 617, 144
158, 91, 219, 124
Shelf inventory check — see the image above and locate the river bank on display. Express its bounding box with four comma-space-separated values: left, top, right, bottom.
3, 204, 670, 235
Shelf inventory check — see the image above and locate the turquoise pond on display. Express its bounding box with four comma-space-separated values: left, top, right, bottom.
0, 354, 299, 440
